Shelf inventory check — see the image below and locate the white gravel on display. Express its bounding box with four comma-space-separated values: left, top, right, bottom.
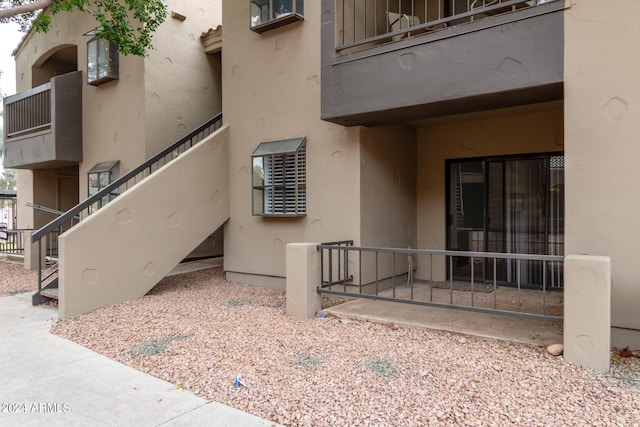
2, 260, 640, 426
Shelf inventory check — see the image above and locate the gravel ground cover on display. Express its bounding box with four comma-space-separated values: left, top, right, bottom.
2, 260, 640, 426
0, 256, 38, 296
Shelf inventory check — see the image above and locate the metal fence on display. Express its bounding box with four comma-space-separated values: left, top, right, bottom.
318, 242, 564, 321
0, 229, 30, 255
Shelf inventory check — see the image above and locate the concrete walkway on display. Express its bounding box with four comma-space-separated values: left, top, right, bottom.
0, 294, 280, 427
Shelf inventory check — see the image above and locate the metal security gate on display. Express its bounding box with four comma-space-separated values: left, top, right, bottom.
317, 242, 563, 322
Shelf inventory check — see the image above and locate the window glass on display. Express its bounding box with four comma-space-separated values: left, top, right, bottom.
87, 41, 98, 82
87, 161, 120, 214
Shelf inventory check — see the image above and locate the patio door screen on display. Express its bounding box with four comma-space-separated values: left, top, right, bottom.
446, 154, 564, 288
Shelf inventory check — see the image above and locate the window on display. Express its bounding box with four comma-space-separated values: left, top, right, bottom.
88, 161, 119, 213
252, 137, 306, 217
87, 37, 119, 86
250, 0, 304, 34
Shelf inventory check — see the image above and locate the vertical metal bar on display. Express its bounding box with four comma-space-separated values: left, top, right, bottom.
425, 0, 427, 24
342, 247, 346, 293
493, 257, 497, 309
386, 0, 390, 32
320, 246, 325, 285
353, 0, 356, 43
517, 258, 521, 311
392, 252, 396, 298
375, 250, 379, 295
412, 0, 415, 25
358, 249, 362, 294
328, 248, 333, 290
375, 0, 378, 36
37, 239, 42, 292
544, 156, 550, 286
471, 256, 475, 306
429, 254, 433, 302
449, 255, 453, 304
343, 245, 349, 292
342, 0, 345, 45
364, 0, 367, 38
543, 260, 547, 316
410, 251, 414, 301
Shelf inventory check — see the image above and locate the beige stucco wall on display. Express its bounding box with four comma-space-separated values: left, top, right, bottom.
12, 10, 143, 182
222, 0, 363, 288
416, 103, 564, 280
143, 0, 222, 157
13, 1, 222, 228
15, 170, 34, 229
359, 125, 417, 283
564, 0, 640, 344
360, 125, 417, 249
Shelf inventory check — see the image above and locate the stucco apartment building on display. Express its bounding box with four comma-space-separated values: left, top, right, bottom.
2, 0, 638, 368
223, 0, 637, 356
2, 0, 224, 305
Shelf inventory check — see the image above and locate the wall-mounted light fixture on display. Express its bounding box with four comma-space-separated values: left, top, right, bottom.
86, 36, 119, 86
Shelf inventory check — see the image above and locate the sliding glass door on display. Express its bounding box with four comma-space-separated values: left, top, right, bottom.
447, 154, 564, 287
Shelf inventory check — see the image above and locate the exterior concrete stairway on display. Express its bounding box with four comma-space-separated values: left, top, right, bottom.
32, 116, 229, 319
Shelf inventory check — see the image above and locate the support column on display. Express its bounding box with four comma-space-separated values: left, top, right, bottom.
564, 255, 611, 372
23, 230, 45, 271
286, 243, 321, 318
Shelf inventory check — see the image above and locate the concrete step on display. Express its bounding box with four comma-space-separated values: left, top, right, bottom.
40, 288, 59, 300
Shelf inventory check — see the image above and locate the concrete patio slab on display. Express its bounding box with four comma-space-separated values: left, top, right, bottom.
324, 298, 563, 346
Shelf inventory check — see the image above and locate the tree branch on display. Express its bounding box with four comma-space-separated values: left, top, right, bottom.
0, 0, 55, 20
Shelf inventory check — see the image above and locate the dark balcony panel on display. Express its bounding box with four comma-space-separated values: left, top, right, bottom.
3, 71, 83, 169
321, 0, 564, 126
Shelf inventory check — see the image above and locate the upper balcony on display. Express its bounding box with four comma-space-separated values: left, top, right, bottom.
3, 71, 83, 169
321, 0, 566, 126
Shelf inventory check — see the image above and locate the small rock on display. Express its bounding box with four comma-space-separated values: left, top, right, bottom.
340, 318, 351, 324
547, 343, 564, 356
458, 337, 467, 344
389, 323, 399, 330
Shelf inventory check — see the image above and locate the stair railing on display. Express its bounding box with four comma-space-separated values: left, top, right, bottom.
30, 113, 223, 301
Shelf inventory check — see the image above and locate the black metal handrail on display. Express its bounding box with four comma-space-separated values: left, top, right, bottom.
32, 112, 222, 243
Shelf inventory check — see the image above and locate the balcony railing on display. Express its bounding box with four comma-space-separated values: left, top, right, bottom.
4, 83, 52, 138
2, 71, 82, 169
336, 0, 558, 53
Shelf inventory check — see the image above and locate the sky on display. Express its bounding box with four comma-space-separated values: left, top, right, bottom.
0, 21, 23, 97
1, 21, 24, 176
